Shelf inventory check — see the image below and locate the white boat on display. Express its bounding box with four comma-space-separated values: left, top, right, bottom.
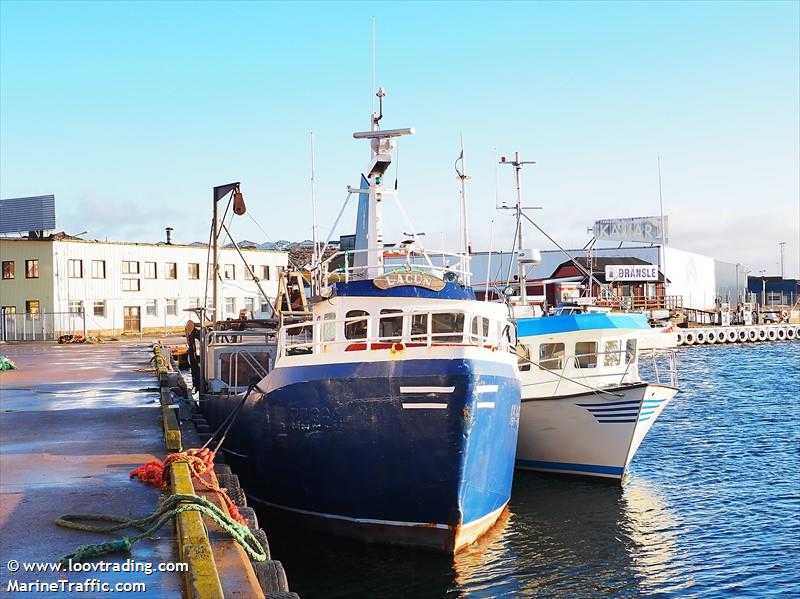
514, 312, 678, 480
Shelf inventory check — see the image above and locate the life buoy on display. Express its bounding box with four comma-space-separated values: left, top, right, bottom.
757, 328, 768, 341
776, 327, 787, 341
747, 328, 758, 342
767, 328, 777, 341
685, 331, 696, 345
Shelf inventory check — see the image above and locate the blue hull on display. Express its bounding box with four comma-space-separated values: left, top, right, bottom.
203, 357, 520, 552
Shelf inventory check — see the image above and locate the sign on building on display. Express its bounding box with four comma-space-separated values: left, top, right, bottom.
604, 264, 659, 281
0, 195, 56, 234
593, 216, 668, 244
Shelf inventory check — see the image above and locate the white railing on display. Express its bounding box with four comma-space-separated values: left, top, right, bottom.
279, 309, 514, 357
0, 311, 87, 342
639, 349, 679, 387
317, 247, 472, 286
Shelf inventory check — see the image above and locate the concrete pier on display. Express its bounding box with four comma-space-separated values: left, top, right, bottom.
0, 341, 266, 598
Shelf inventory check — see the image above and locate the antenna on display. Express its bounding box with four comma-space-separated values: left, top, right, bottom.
310, 132, 320, 286
455, 133, 471, 277
658, 155, 667, 283
371, 17, 377, 117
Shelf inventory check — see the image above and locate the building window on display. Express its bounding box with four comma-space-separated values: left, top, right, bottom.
575, 341, 598, 369
25, 260, 39, 279
122, 260, 140, 275
145, 300, 157, 317
93, 301, 106, 317
91, 260, 106, 279
187, 298, 200, 309
144, 262, 157, 279
224, 297, 236, 315
2, 306, 16, 316
165, 299, 177, 316
224, 264, 235, 280
244, 265, 254, 281
69, 300, 83, 315
25, 300, 40, 314
2, 261, 14, 279
539, 343, 565, 370
243, 297, 255, 315
165, 262, 177, 279
187, 263, 200, 280
68, 259, 83, 278
260, 302, 269, 314
122, 278, 141, 291
261, 265, 270, 281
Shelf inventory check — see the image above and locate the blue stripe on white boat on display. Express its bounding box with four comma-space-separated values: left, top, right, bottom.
516, 459, 625, 476
585, 405, 642, 412
595, 418, 637, 423
576, 399, 641, 407
516, 313, 650, 337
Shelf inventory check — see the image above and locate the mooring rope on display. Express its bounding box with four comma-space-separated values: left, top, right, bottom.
56, 493, 266, 564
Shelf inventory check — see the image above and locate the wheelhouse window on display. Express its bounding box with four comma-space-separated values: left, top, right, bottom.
604, 340, 621, 366
322, 312, 336, 342
517, 343, 531, 371
144, 261, 157, 279
344, 310, 369, 340
165, 262, 177, 279
410, 314, 428, 342
470, 316, 490, 344
539, 343, 565, 370
625, 338, 637, 364
2, 261, 14, 279
25, 260, 39, 279
91, 260, 106, 279
575, 341, 598, 369
431, 313, 464, 343
378, 309, 403, 341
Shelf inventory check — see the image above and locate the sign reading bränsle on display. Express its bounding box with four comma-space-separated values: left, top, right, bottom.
373, 271, 446, 291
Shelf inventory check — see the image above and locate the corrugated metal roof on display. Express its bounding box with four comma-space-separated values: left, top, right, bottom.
0, 195, 56, 233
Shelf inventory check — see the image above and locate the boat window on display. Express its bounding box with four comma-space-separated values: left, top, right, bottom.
471, 316, 479, 341
539, 343, 565, 370
575, 341, 598, 369
431, 313, 464, 343
625, 338, 637, 364
344, 310, 369, 340
517, 343, 531, 371
410, 314, 428, 342
322, 312, 336, 342
379, 309, 403, 342
604, 340, 621, 366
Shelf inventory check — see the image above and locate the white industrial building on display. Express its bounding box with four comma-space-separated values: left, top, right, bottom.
0, 235, 287, 339
468, 244, 741, 311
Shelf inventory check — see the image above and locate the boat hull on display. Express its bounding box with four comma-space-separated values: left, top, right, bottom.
515, 382, 678, 480
202, 356, 521, 553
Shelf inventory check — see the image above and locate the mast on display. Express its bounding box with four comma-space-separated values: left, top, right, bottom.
353, 88, 414, 278
499, 152, 536, 305
211, 182, 241, 321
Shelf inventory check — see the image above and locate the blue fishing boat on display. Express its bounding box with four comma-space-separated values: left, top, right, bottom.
202, 90, 521, 553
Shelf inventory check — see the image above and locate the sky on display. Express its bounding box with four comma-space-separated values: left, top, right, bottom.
1, 1, 798, 277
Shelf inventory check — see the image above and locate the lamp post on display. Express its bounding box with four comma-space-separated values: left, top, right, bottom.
779, 241, 786, 279
759, 269, 767, 307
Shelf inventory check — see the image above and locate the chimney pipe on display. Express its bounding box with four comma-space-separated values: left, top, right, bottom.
165, 227, 173, 245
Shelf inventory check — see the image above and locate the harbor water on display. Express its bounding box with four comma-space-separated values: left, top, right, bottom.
257, 341, 800, 598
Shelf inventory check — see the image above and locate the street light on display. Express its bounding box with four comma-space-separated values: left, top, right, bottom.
759, 269, 767, 307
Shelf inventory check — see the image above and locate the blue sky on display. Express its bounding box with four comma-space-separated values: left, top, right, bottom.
1, 1, 798, 276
